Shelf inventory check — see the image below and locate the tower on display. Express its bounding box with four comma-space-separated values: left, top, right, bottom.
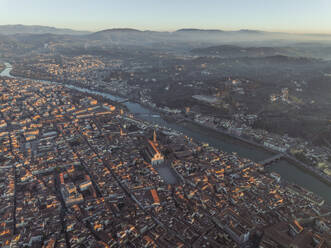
153, 130, 157, 144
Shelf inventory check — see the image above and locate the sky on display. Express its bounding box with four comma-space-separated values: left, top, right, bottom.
0, 0, 330, 33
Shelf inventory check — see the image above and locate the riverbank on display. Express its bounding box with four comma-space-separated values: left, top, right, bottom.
89, 91, 331, 187
182, 117, 331, 186
1, 62, 330, 202
182, 117, 276, 154
284, 155, 331, 186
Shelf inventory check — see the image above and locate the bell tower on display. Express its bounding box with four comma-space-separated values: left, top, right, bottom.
153, 130, 157, 143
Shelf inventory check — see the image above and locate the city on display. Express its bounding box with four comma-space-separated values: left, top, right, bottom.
0, 75, 330, 247
6, 50, 331, 185
1, 0, 331, 247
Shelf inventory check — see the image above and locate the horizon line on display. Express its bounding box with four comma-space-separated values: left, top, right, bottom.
1, 23, 331, 36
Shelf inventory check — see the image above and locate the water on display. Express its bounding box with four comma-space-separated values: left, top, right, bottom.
136, 113, 331, 202
1, 62, 330, 202
265, 160, 331, 202
0, 63, 13, 77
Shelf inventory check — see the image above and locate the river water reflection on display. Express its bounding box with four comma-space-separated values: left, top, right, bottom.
1, 63, 330, 202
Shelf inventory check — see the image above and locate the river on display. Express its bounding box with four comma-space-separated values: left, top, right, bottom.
1, 63, 330, 202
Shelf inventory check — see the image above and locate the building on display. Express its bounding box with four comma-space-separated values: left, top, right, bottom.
143, 131, 164, 166
219, 208, 252, 244
61, 183, 84, 207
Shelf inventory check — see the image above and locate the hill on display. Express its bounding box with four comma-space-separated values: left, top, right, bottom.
191, 45, 291, 57
0, 24, 90, 35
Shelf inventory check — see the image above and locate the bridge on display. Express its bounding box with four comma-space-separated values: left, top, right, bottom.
258, 153, 284, 166
117, 99, 129, 104
134, 113, 160, 118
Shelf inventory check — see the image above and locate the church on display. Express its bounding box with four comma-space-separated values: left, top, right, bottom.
143, 130, 164, 166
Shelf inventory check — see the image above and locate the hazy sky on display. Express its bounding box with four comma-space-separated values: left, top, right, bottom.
1, 0, 330, 33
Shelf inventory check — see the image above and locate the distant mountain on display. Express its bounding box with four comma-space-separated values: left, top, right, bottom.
302, 33, 331, 38
191, 45, 291, 57
11, 33, 84, 48
0, 25, 90, 35
176, 28, 266, 35
90, 28, 142, 39
238, 29, 265, 34
1, 26, 331, 57
93, 28, 142, 34
176, 29, 224, 33
235, 55, 321, 65
87, 28, 172, 47
262, 55, 320, 64
171, 28, 274, 44
85, 28, 331, 48
191, 43, 331, 59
